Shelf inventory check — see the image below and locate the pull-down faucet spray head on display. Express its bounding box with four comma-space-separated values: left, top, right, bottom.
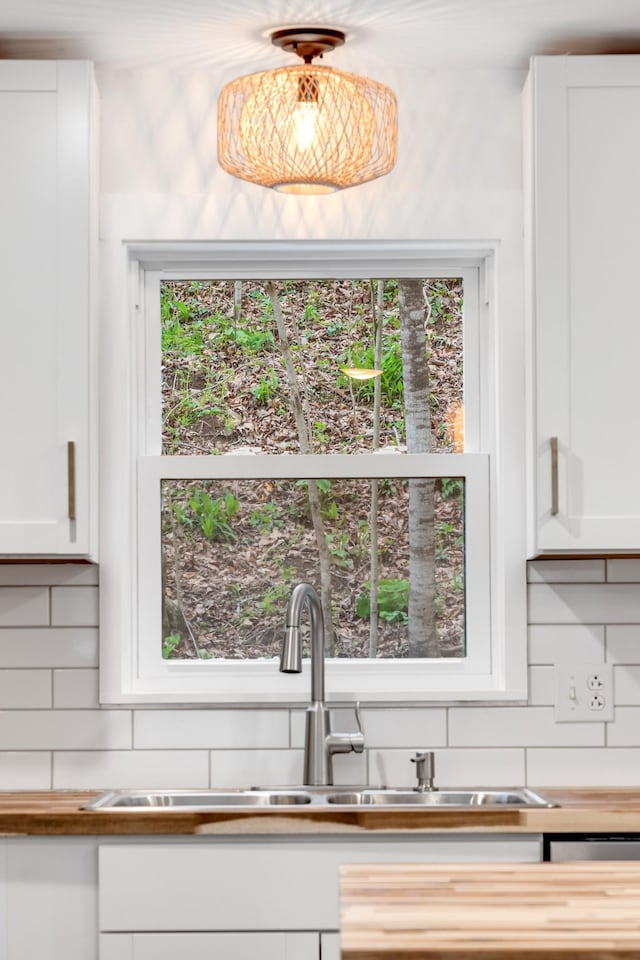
280, 625, 302, 674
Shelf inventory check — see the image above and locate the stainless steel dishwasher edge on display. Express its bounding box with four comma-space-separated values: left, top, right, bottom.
546, 834, 640, 861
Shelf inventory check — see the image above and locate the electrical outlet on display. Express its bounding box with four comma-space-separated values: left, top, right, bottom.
554, 664, 614, 722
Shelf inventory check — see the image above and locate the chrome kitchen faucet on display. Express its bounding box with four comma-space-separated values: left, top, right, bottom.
279, 582, 365, 785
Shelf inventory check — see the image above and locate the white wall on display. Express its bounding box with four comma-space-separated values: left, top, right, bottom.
97, 63, 524, 240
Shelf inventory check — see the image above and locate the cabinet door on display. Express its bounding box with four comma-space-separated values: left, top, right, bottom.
7, 837, 97, 960
0, 61, 95, 556
320, 933, 340, 960
100, 932, 319, 960
528, 55, 640, 552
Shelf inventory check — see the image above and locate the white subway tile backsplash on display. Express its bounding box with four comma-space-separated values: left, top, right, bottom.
612, 666, 640, 705
0, 710, 131, 750
0, 628, 98, 668
449, 707, 604, 747
527, 748, 640, 787
436, 749, 526, 787
0, 670, 50, 709
607, 707, 640, 746
607, 560, 640, 583
0, 752, 51, 789
0, 565, 98, 587
607, 626, 640, 664
290, 708, 447, 749
529, 583, 640, 624
332, 750, 368, 785
0, 588, 49, 626
527, 666, 555, 706
51, 586, 99, 627
0, 557, 637, 791
210, 749, 304, 788
53, 750, 209, 789
53, 669, 99, 708
369, 749, 525, 789
528, 625, 604, 664
359, 708, 447, 748
134, 709, 289, 750
528, 560, 605, 583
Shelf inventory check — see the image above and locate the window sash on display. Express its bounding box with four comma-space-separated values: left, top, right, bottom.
137, 453, 491, 702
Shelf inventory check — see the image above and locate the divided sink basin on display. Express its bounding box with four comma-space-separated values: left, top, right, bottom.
324, 788, 555, 807
83, 786, 556, 811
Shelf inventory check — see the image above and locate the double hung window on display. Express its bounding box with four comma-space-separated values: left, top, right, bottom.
100, 242, 525, 703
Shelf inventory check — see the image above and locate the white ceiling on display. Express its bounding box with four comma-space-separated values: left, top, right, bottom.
1, 0, 640, 72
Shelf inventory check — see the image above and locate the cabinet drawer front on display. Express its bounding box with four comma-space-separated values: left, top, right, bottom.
99, 837, 541, 932
100, 932, 318, 960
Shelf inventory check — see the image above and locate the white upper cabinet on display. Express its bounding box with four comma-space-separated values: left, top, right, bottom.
526, 55, 640, 554
0, 61, 96, 557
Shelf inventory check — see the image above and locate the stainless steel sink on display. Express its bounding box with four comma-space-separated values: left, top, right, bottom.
324, 788, 555, 807
84, 789, 314, 809
83, 786, 556, 811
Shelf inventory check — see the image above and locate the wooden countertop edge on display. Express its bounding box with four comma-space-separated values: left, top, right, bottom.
1, 789, 640, 834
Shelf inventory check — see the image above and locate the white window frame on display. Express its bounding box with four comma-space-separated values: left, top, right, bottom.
99, 240, 527, 704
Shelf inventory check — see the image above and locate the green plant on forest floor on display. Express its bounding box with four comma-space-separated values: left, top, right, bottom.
259, 581, 292, 615
439, 477, 464, 500
252, 371, 279, 404
355, 578, 409, 624
188, 488, 240, 542
248, 502, 284, 534
162, 633, 181, 659
325, 530, 354, 569
229, 328, 275, 352
338, 340, 404, 407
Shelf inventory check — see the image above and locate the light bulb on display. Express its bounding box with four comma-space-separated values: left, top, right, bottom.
291, 101, 320, 152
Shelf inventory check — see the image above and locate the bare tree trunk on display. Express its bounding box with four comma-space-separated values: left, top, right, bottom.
233, 280, 242, 327
265, 281, 335, 653
162, 495, 200, 658
369, 280, 384, 657
398, 279, 438, 658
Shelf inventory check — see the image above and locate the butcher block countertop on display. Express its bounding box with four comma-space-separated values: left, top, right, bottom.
339, 861, 640, 959
2, 788, 640, 835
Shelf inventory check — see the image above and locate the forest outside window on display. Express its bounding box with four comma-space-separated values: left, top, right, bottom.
101, 243, 526, 703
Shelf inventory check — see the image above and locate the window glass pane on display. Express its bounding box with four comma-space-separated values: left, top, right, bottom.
160, 279, 463, 456
161, 476, 465, 661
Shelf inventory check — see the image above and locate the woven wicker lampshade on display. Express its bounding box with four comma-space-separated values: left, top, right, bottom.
217, 28, 397, 194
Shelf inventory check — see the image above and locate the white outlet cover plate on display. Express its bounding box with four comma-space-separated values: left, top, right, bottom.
554, 664, 614, 722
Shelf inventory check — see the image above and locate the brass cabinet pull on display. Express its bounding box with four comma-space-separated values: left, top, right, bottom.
550, 436, 559, 516
67, 441, 76, 521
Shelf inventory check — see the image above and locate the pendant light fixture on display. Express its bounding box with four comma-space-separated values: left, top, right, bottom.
217, 28, 398, 195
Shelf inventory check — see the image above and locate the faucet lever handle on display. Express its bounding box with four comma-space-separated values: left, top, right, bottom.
344, 701, 365, 755
354, 700, 363, 737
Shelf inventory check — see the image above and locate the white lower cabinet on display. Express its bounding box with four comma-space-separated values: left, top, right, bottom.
98, 835, 542, 960
0, 834, 542, 960
4, 838, 98, 960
